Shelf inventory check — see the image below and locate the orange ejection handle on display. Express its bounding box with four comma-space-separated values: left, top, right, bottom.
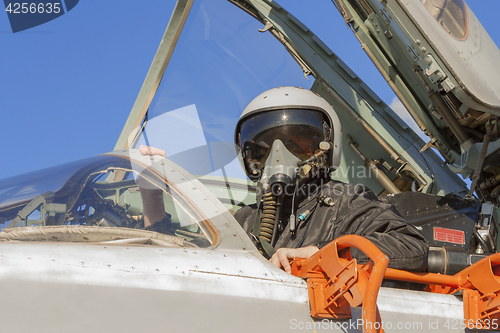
293, 236, 500, 331
292, 235, 389, 333
335, 236, 389, 333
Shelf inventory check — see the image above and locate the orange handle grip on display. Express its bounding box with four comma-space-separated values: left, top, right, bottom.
332, 235, 389, 333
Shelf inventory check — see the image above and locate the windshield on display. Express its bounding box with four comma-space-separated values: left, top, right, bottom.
133, 0, 313, 184
0, 154, 211, 247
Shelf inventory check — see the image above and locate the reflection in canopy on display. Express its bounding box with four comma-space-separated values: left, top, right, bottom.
137, 0, 313, 179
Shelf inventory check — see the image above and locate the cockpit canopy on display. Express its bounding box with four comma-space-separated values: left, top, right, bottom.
0, 153, 213, 247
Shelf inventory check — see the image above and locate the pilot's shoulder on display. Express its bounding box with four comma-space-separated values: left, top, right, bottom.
233, 203, 258, 219
322, 180, 375, 197
233, 203, 258, 231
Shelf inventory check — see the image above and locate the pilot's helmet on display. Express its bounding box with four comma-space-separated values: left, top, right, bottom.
234, 86, 342, 183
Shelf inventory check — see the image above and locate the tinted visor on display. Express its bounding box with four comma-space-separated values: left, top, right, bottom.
238, 109, 330, 175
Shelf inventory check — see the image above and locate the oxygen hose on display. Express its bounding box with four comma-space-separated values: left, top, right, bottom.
259, 191, 277, 243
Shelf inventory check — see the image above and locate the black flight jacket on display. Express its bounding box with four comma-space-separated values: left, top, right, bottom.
234, 179, 429, 271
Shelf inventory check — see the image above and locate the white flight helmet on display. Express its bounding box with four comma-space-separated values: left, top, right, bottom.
235, 86, 342, 183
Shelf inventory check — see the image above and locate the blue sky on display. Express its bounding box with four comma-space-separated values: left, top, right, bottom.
1, 0, 499, 180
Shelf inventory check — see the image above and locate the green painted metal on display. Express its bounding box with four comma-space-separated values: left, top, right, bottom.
240, 0, 466, 195
340, 1, 458, 161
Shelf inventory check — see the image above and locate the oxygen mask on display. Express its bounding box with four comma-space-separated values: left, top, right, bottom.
259, 139, 301, 196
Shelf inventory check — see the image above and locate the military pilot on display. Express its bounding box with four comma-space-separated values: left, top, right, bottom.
233, 86, 428, 273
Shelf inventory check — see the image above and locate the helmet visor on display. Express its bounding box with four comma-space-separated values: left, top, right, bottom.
237, 109, 330, 176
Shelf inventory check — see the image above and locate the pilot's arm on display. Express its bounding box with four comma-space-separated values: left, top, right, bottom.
323, 183, 429, 271
270, 183, 428, 272
137, 145, 171, 229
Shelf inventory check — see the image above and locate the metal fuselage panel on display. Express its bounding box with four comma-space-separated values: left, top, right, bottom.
0, 241, 491, 332
0, 242, 313, 332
